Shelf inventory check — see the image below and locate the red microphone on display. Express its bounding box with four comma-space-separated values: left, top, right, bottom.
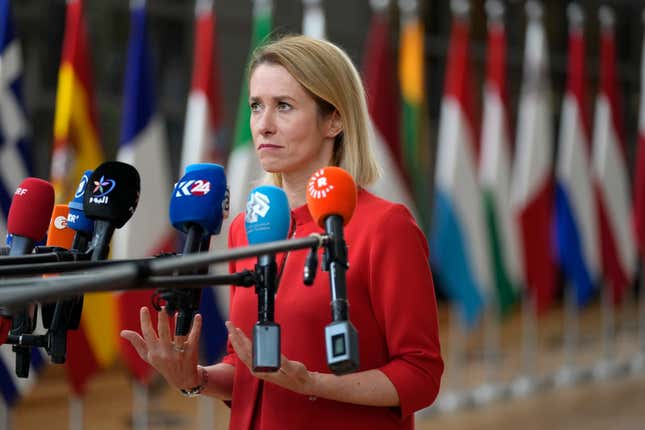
7, 177, 55, 255
306, 167, 360, 375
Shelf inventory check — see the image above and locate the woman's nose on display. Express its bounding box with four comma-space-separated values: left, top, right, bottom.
257, 109, 276, 135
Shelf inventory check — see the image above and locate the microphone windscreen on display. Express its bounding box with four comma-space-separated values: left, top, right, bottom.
169, 164, 229, 235
245, 185, 291, 244
83, 161, 140, 229
306, 167, 357, 228
7, 178, 55, 241
46, 205, 75, 248
67, 170, 94, 235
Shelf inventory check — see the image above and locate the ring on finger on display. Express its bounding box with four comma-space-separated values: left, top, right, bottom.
173, 344, 185, 353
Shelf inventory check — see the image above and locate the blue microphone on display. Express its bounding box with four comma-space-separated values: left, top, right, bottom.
67, 170, 95, 252
168, 163, 228, 336
244, 185, 291, 372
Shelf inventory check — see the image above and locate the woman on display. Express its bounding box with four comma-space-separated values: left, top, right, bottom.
121, 35, 443, 429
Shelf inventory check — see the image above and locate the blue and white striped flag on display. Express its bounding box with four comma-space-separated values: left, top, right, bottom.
0, 0, 32, 239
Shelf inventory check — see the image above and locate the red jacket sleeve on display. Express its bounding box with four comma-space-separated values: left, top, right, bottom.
368, 204, 443, 417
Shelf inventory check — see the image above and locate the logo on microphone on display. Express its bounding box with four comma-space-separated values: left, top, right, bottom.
175, 180, 211, 197
74, 174, 89, 199
54, 216, 68, 230
307, 169, 334, 199
89, 176, 116, 204
14, 187, 28, 196
245, 191, 270, 223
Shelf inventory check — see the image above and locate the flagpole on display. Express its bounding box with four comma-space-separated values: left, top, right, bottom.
132, 381, 149, 430
554, 282, 580, 387
69, 395, 83, 430
435, 305, 468, 413
632, 263, 645, 373
0, 400, 10, 430
511, 288, 539, 396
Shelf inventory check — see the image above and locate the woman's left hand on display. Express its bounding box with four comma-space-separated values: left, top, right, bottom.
225, 321, 317, 396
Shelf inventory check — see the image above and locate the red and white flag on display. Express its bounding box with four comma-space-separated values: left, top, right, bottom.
592, 7, 636, 304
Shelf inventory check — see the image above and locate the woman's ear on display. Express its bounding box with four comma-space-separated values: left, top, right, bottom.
326, 110, 343, 139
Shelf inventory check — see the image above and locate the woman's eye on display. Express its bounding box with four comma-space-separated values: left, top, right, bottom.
250, 102, 261, 112
277, 102, 291, 111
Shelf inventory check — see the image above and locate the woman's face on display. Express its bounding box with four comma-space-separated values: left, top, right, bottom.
249, 63, 340, 177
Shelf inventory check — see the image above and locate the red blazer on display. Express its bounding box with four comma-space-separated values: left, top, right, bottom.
221, 189, 443, 429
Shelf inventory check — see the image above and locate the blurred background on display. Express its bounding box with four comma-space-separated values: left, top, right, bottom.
2, 0, 645, 428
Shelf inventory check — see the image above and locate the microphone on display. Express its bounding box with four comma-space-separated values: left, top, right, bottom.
67, 170, 95, 252
167, 163, 229, 336
83, 161, 140, 261
6, 178, 55, 377
245, 185, 291, 372
41, 204, 78, 363
306, 167, 359, 374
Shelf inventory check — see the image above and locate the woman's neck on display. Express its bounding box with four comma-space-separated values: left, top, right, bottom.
281, 171, 311, 209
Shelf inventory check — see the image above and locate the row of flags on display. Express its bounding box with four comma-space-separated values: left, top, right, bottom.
1, 0, 645, 414
431, 1, 643, 328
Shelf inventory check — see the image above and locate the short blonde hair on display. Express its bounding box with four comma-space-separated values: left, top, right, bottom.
248, 35, 380, 187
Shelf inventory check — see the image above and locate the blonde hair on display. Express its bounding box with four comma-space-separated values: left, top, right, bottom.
248, 35, 380, 187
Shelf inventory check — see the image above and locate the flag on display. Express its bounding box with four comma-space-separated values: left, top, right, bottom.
49, 0, 103, 204
0, 347, 45, 407
635, 9, 645, 259
480, 9, 521, 317
48, 0, 118, 395
0, 0, 32, 243
510, 2, 556, 314
302, 0, 325, 39
113, 1, 175, 384
182, 0, 227, 364
227, 0, 272, 222
592, 8, 636, 304
362, 3, 418, 218
398, 3, 428, 223
180, 0, 225, 171
554, 6, 599, 307
429, 12, 491, 327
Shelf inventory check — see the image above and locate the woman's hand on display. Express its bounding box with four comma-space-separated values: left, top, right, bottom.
120, 307, 203, 390
225, 321, 317, 396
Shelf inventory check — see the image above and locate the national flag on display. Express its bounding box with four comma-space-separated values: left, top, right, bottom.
429, 11, 491, 327
592, 7, 636, 304
0, 347, 45, 407
635, 8, 645, 259
302, 0, 325, 40
49, 0, 103, 204
554, 5, 599, 307
49, 0, 118, 395
479, 7, 521, 317
112, 0, 175, 384
182, 0, 227, 364
399, 2, 428, 223
362, 2, 418, 218
227, 0, 272, 221
180, 0, 225, 171
510, 2, 557, 314
0, 0, 32, 245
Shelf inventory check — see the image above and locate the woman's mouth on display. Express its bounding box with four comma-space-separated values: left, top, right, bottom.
258, 144, 283, 150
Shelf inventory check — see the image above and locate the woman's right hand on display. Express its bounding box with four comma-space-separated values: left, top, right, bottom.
120, 306, 203, 390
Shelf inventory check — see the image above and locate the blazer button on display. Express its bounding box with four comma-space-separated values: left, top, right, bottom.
308, 396, 317, 401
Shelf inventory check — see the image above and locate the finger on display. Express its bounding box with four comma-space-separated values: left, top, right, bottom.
120, 330, 148, 361
139, 307, 158, 343
157, 307, 171, 343
186, 314, 202, 350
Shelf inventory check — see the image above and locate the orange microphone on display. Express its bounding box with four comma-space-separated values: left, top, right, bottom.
42, 204, 83, 364
306, 167, 359, 375
306, 166, 357, 228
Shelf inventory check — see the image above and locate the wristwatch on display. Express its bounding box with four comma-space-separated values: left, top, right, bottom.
179, 365, 208, 398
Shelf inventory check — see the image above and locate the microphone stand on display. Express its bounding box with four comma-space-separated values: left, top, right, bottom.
322, 216, 359, 374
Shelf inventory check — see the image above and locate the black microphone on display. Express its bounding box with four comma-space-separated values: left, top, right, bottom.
306, 167, 359, 374
244, 185, 291, 372
6, 178, 55, 378
83, 161, 140, 261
